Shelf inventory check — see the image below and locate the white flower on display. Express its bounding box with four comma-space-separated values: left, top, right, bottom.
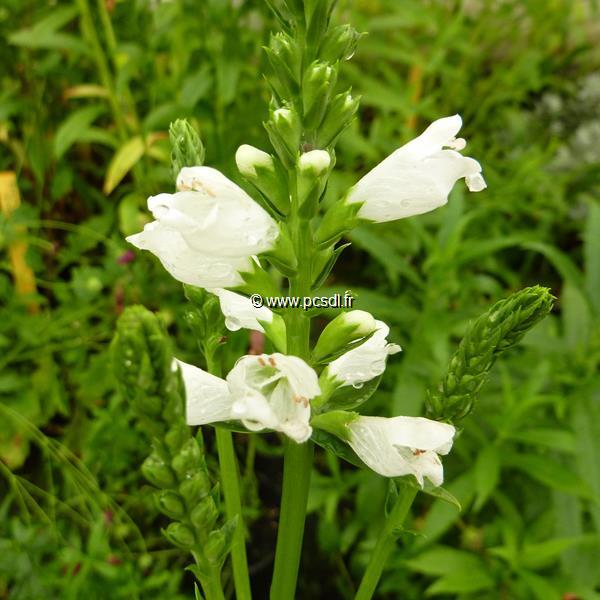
178, 353, 320, 443
208, 288, 273, 332
127, 166, 279, 287
324, 320, 401, 388
347, 416, 455, 486
346, 115, 486, 223
127, 222, 251, 288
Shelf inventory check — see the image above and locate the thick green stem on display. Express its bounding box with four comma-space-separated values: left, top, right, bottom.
194, 556, 226, 600
354, 487, 419, 600
207, 353, 252, 600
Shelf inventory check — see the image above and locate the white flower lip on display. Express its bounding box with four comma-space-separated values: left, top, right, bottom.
346, 114, 486, 223
326, 320, 401, 388
179, 353, 320, 444
347, 415, 455, 486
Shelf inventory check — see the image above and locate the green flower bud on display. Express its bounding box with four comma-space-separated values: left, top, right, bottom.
164, 423, 189, 455
157, 490, 186, 520
171, 438, 203, 480
302, 61, 337, 129
316, 91, 360, 148
169, 119, 205, 181
313, 310, 377, 363
319, 24, 361, 63
179, 472, 211, 505
163, 522, 196, 549
190, 497, 219, 532
142, 454, 177, 489
265, 106, 301, 167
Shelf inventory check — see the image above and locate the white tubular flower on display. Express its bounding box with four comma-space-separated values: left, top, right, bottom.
178, 354, 320, 443
346, 115, 486, 223
347, 416, 455, 486
324, 320, 401, 388
176, 359, 234, 426
127, 222, 250, 288
227, 354, 320, 443
127, 165, 279, 287
208, 288, 273, 332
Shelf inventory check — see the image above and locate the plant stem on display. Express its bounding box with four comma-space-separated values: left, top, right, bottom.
193, 554, 226, 600
354, 486, 419, 600
270, 179, 314, 599
207, 352, 253, 600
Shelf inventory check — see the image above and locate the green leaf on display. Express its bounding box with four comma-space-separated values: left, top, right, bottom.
520, 536, 598, 570
503, 452, 592, 498
584, 201, 600, 314
426, 569, 495, 596
53, 105, 105, 159
103, 137, 145, 195
506, 428, 576, 454
518, 570, 562, 600
473, 444, 501, 511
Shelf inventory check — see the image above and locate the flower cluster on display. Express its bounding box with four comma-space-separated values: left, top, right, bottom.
127, 115, 486, 487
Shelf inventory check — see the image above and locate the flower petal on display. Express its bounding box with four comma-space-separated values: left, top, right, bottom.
127, 222, 249, 288
208, 288, 273, 332
175, 359, 233, 426
394, 114, 463, 161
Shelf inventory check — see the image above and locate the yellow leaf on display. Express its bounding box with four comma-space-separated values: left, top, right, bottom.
103, 136, 145, 195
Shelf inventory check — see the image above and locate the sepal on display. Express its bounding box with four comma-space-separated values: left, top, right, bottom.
315, 198, 362, 248
265, 106, 301, 167
163, 522, 196, 549
319, 24, 361, 63
316, 90, 360, 148
311, 409, 358, 441
169, 119, 205, 181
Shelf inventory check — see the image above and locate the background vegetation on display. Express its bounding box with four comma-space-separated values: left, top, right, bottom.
1, 0, 599, 598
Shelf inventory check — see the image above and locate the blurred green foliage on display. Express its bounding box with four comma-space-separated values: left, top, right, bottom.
0, 0, 599, 598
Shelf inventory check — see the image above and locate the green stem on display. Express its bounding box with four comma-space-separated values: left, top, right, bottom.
193, 555, 226, 600
270, 178, 314, 598
206, 352, 253, 600
354, 486, 419, 600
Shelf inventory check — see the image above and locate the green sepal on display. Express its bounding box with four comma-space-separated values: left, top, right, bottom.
311, 243, 351, 289
236, 261, 281, 298
305, 0, 336, 58
243, 159, 290, 218
302, 61, 338, 130
260, 313, 287, 353
315, 199, 361, 249
314, 373, 382, 413
316, 90, 360, 148
262, 226, 298, 277
310, 409, 358, 441
310, 427, 363, 468
162, 522, 196, 549
205, 516, 239, 568
264, 105, 301, 168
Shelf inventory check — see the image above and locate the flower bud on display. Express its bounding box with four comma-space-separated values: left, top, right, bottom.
302, 61, 337, 129
316, 91, 360, 148
296, 150, 333, 218
313, 310, 378, 363
171, 438, 203, 480
265, 107, 301, 167
299, 150, 331, 176
142, 454, 177, 489
235, 145, 290, 216
319, 24, 361, 63
169, 119, 205, 181
157, 490, 186, 520
190, 497, 219, 532
235, 145, 274, 179
163, 522, 196, 549
179, 471, 211, 505
164, 423, 189, 455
